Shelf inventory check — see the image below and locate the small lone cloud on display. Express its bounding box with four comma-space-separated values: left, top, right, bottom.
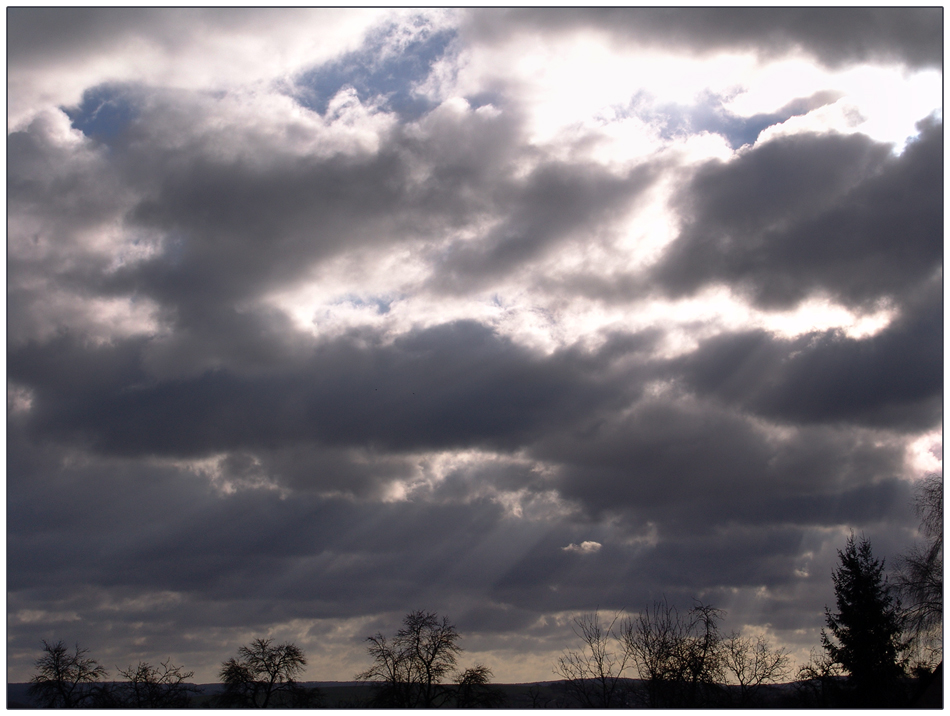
562, 540, 602, 554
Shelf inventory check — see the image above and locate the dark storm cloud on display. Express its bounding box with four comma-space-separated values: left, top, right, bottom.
125, 147, 423, 308
8, 8, 170, 66
463, 8, 942, 69
8, 438, 574, 628
7, 7, 348, 69
8, 111, 130, 240
6, 384, 922, 681
654, 118, 942, 309
480, 505, 908, 622
237, 444, 417, 498
676, 281, 942, 431
534, 397, 908, 531
638, 526, 811, 591
8, 440, 905, 656
8, 321, 652, 463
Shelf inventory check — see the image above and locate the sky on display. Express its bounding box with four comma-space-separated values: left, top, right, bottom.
6, 8, 943, 684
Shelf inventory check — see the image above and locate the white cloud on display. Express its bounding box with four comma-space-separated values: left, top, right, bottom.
8, 9, 391, 129
562, 540, 602, 554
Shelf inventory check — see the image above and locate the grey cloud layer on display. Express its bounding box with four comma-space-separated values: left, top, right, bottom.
655, 119, 943, 309
676, 281, 942, 431
7, 8, 377, 75
535, 397, 910, 528
11, 7, 939, 78
11, 431, 909, 647
9, 321, 646, 463
7, 7, 940, 683
463, 8, 942, 69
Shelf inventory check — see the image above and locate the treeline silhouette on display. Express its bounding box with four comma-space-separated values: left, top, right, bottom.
25, 638, 321, 709
552, 601, 791, 708
20, 476, 942, 708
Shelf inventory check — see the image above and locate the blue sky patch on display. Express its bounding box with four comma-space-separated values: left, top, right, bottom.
62, 84, 138, 142
338, 293, 398, 315
293, 22, 456, 120
626, 89, 842, 149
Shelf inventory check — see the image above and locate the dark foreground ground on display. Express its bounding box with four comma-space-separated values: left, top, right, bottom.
8, 673, 943, 708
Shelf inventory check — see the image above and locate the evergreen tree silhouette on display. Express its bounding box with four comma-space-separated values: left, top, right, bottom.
821, 534, 907, 706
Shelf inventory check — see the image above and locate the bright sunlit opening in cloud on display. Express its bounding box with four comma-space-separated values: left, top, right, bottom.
906, 431, 944, 478
726, 56, 832, 116
732, 60, 942, 149
756, 296, 897, 339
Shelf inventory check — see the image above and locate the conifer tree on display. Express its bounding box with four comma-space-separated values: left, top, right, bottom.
821, 534, 907, 706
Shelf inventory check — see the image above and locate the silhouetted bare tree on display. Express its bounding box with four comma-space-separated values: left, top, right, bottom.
896, 473, 943, 668
28, 640, 107, 708
217, 638, 316, 708
622, 599, 683, 706
358, 610, 461, 707
683, 602, 726, 705
622, 599, 725, 707
722, 632, 790, 706
554, 611, 632, 707
357, 610, 501, 708
110, 659, 199, 708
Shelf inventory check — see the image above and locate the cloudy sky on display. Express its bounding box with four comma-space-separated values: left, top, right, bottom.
7, 8, 943, 683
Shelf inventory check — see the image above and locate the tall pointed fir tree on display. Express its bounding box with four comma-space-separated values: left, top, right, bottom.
821, 534, 907, 706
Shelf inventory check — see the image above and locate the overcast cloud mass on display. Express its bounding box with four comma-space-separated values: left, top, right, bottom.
7, 8, 943, 683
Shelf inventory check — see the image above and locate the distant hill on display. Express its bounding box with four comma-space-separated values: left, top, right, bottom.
6, 678, 798, 709
9, 675, 935, 708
